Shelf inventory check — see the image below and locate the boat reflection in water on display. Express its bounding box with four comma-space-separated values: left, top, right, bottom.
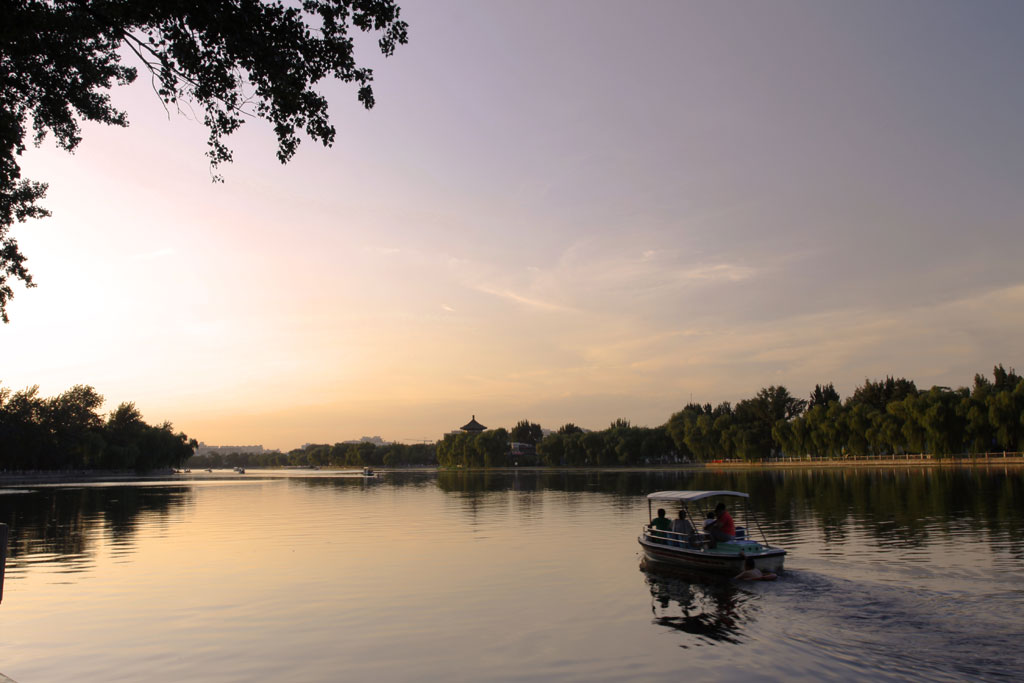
641, 563, 757, 646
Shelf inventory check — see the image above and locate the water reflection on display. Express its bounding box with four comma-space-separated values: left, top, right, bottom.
2, 467, 1023, 682
434, 468, 703, 498
642, 564, 756, 646
0, 484, 195, 574
3, 466, 1022, 575
428, 466, 1024, 552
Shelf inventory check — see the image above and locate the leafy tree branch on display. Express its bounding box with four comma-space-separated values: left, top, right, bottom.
0, 0, 408, 321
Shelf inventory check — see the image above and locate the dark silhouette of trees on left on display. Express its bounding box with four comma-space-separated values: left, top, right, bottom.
0, 383, 196, 471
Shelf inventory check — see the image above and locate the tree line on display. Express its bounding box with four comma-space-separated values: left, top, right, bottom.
436, 419, 677, 468
668, 365, 1023, 461
9, 365, 1021, 472
185, 441, 437, 470
438, 365, 1023, 467
0, 384, 197, 471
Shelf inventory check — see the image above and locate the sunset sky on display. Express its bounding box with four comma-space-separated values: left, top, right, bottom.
4, 1, 1023, 450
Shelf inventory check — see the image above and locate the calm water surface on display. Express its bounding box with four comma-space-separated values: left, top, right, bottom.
1, 468, 1022, 682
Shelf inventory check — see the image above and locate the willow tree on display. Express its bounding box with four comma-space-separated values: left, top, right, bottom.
1, 0, 408, 320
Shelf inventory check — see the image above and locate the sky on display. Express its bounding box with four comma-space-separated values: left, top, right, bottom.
4, 0, 1024, 450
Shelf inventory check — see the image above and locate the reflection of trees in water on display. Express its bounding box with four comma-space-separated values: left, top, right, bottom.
436, 470, 504, 494
693, 467, 1023, 551
0, 485, 194, 566
642, 564, 756, 646
767, 467, 1023, 548
434, 469, 703, 501
435, 471, 510, 525
6, 468, 1017, 566
292, 474, 435, 492
421, 467, 1023, 549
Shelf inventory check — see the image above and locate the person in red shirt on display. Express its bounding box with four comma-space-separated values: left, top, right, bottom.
710, 502, 735, 542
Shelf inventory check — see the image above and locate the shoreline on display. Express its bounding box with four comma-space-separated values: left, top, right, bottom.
0, 469, 179, 486
3, 456, 1024, 486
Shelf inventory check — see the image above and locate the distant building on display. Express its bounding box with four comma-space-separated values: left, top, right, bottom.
460, 415, 487, 433
195, 443, 279, 456
509, 442, 535, 457
443, 415, 488, 439
341, 436, 391, 446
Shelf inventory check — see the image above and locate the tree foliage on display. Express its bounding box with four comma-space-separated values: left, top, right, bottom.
187, 440, 437, 469
510, 419, 543, 445
773, 366, 1022, 459
537, 422, 676, 467
848, 376, 918, 412
668, 366, 1024, 462
434, 428, 511, 468
0, 382, 196, 471
0, 0, 408, 320
808, 383, 840, 411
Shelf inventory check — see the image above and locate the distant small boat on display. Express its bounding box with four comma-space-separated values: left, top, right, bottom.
362, 467, 375, 477
234, 467, 246, 474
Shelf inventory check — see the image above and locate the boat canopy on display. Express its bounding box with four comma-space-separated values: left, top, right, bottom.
646, 490, 750, 502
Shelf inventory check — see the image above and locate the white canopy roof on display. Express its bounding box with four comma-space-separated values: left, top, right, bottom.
646, 490, 749, 502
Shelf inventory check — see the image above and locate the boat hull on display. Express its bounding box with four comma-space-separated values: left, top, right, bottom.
639, 536, 786, 575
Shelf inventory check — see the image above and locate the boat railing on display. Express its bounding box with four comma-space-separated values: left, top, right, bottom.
642, 527, 707, 548
643, 525, 756, 548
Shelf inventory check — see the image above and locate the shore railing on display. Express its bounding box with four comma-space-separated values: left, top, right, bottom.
740, 451, 1024, 463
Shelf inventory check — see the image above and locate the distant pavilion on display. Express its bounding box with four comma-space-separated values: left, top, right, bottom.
460, 415, 487, 433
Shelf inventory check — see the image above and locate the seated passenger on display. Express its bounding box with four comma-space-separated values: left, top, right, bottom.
671, 508, 696, 547
701, 511, 716, 547
702, 511, 716, 530
650, 508, 672, 542
709, 502, 736, 543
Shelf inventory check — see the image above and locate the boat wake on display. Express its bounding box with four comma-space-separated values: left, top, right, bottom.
764, 569, 1024, 681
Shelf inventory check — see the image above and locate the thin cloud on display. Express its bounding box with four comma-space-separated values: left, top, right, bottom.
131, 247, 177, 261
475, 285, 575, 313
550, 239, 758, 297
574, 281, 1024, 400
362, 246, 402, 256
675, 263, 755, 283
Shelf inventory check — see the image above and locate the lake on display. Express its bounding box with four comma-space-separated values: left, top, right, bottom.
1, 467, 1022, 682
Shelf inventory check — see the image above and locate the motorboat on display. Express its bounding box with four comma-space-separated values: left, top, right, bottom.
639, 490, 786, 575
362, 467, 376, 477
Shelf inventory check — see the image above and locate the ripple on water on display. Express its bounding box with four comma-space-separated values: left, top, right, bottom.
764, 568, 1024, 681
1, 468, 1023, 683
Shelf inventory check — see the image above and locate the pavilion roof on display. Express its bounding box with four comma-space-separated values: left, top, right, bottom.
461, 415, 486, 432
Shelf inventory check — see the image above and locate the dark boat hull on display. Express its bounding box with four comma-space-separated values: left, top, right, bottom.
639, 536, 786, 575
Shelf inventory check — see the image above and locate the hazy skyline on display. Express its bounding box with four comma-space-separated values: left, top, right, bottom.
4, 1, 1023, 449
